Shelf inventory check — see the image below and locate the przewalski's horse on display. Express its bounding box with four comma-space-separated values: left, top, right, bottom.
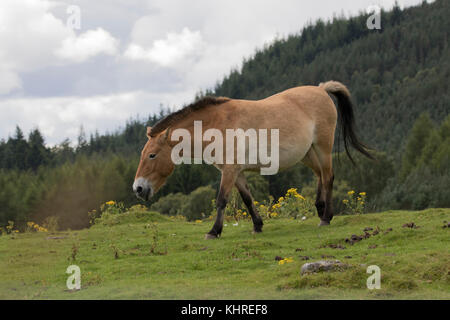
133, 81, 373, 239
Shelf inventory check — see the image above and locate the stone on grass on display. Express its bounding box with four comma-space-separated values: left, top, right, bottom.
300, 260, 348, 275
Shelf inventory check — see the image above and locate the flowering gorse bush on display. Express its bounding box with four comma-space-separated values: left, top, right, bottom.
26, 221, 48, 233
244, 188, 315, 220
1, 221, 19, 235
342, 191, 367, 215
271, 188, 315, 219
89, 200, 126, 225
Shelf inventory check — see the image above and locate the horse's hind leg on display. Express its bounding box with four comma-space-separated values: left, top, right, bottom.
313, 145, 334, 225
302, 146, 334, 225
235, 173, 264, 233
302, 149, 326, 221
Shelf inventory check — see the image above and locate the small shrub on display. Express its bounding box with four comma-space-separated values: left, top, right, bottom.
147, 222, 167, 255
25, 221, 48, 233
181, 186, 216, 221
342, 191, 367, 215
273, 188, 315, 219
68, 243, 79, 262
42, 216, 59, 232
150, 193, 189, 216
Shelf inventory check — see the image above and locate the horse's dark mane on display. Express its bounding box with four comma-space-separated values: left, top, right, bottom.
150, 96, 230, 137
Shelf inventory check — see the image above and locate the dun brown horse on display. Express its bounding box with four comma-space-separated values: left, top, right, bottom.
133, 81, 372, 239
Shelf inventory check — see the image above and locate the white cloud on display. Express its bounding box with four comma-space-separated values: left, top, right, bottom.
0, 90, 193, 145
55, 28, 119, 63
0, 68, 22, 94
0, 0, 120, 95
124, 27, 204, 67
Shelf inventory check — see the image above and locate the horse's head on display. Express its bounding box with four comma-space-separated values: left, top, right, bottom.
133, 127, 175, 201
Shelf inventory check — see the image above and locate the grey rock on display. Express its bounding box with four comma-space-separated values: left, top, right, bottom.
301, 260, 348, 274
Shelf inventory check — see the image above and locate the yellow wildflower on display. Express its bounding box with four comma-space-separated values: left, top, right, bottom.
359, 192, 366, 196
342, 199, 349, 204
279, 257, 294, 265
195, 220, 203, 223
295, 194, 306, 200
278, 197, 284, 202
348, 190, 355, 195
106, 201, 116, 206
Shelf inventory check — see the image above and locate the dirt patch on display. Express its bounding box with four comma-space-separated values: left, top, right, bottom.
320, 243, 346, 250
402, 222, 420, 229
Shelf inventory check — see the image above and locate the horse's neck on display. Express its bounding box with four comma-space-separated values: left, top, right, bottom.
172, 108, 219, 137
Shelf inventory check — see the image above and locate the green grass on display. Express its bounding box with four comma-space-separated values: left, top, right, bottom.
0, 208, 449, 300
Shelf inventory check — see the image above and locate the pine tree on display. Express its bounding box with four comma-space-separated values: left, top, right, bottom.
400, 113, 434, 180
27, 128, 50, 171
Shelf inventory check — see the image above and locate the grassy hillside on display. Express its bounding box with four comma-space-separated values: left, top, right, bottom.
1, 208, 449, 299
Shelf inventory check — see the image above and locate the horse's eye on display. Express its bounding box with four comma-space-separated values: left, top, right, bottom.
149, 153, 157, 159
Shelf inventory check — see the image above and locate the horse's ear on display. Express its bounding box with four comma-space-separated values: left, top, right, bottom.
164, 127, 171, 141
146, 127, 152, 139
159, 127, 171, 144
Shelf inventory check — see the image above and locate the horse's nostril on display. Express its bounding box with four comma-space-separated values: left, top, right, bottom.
136, 186, 143, 194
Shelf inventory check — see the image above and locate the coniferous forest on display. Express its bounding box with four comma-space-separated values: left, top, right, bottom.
0, 0, 449, 229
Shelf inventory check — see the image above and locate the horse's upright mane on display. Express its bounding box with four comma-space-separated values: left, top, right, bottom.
150, 96, 230, 137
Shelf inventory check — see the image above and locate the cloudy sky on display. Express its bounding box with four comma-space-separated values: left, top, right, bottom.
0, 0, 428, 145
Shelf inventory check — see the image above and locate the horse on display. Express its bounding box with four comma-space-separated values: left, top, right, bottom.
133, 81, 373, 239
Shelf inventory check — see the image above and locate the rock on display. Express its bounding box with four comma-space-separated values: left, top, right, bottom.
300, 260, 348, 274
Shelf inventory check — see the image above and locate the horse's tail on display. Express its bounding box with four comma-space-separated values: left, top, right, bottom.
319, 81, 374, 164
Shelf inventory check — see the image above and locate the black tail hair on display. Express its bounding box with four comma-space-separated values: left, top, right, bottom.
320, 81, 374, 165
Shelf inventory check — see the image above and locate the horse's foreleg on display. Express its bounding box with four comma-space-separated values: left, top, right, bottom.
235, 173, 263, 233
205, 168, 238, 239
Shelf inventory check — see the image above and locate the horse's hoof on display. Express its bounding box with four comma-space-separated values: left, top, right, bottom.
319, 220, 330, 226
205, 233, 219, 240
252, 229, 263, 234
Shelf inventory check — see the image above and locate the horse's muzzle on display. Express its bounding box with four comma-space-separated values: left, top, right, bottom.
133, 177, 152, 201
